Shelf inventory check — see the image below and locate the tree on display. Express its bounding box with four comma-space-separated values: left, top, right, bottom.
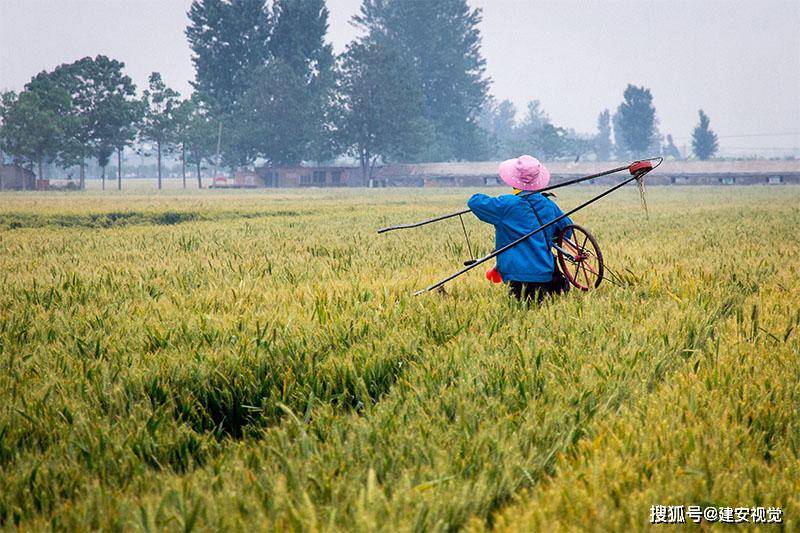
140, 73, 180, 189
268, 0, 337, 164
96, 144, 114, 190
111, 100, 144, 191
231, 60, 310, 167
519, 100, 549, 134
86, 57, 140, 190
186, 0, 271, 115
595, 109, 613, 161
614, 84, 656, 158
187, 0, 337, 167
692, 110, 718, 160
478, 98, 517, 159
513, 100, 552, 157
24, 56, 139, 190
492, 100, 517, 150
0, 82, 74, 189
338, 39, 425, 185
29, 59, 93, 189
353, 0, 490, 161
0, 92, 12, 165
477, 99, 498, 158
173, 99, 194, 188
533, 123, 568, 160
663, 134, 681, 160
182, 95, 216, 188
562, 129, 594, 161
0, 91, 29, 187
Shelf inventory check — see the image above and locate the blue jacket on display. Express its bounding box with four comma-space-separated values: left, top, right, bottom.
467, 193, 573, 282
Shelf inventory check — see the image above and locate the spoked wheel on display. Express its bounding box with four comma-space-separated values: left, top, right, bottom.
556, 224, 604, 291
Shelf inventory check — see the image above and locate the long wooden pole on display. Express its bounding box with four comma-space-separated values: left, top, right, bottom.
377, 162, 636, 234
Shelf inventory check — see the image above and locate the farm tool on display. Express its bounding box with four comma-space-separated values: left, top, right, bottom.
378, 157, 662, 295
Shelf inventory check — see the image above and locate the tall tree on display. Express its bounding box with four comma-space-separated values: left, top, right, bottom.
112, 100, 144, 191
182, 95, 216, 188
187, 0, 337, 167
267, 0, 337, 164
0, 92, 12, 170
512, 100, 551, 157
353, 0, 490, 161
477, 98, 498, 158
30, 59, 93, 189
612, 110, 624, 159
173, 99, 194, 189
0, 82, 73, 188
563, 129, 594, 161
692, 109, 718, 160
186, 0, 271, 115
492, 100, 517, 150
88, 57, 140, 190
0, 91, 30, 188
139, 73, 180, 189
478, 97, 517, 159
96, 144, 114, 190
24, 56, 138, 190
663, 134, 682, 160
232, 61, 309, 167
595, 109, 613, 161
338, 39, 424, 185
614, 84, 657, 158
533, 123, 567, 160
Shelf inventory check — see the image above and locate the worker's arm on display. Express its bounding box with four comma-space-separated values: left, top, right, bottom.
467, 194, 510, 225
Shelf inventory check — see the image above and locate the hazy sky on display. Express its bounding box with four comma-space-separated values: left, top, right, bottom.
2, 0, 799, 156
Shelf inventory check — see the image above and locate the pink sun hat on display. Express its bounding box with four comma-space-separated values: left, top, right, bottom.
498, 155, 551, 191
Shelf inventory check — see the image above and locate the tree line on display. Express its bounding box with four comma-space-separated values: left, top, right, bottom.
481, 86, 718, 163
0, 0, 720, 190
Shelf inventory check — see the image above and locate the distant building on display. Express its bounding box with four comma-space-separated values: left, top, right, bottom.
256, 165, 355, 187
0, 164, 37, 190
371, 160, 800, 187
208, 166, 357, 188
210, 171, 262, 188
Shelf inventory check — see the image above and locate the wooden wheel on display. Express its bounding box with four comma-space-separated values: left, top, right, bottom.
556, 224, 604, 291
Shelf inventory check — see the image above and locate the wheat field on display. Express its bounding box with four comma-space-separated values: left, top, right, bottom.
0, 185, 798, 531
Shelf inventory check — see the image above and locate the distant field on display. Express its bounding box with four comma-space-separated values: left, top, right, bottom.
0, 186, 798, 530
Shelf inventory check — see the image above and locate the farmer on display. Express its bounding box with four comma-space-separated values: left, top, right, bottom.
468, 155, 572, 303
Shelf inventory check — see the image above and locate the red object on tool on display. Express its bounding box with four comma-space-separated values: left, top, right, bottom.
628, 160, 653, 175
486, 267, 503, 284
